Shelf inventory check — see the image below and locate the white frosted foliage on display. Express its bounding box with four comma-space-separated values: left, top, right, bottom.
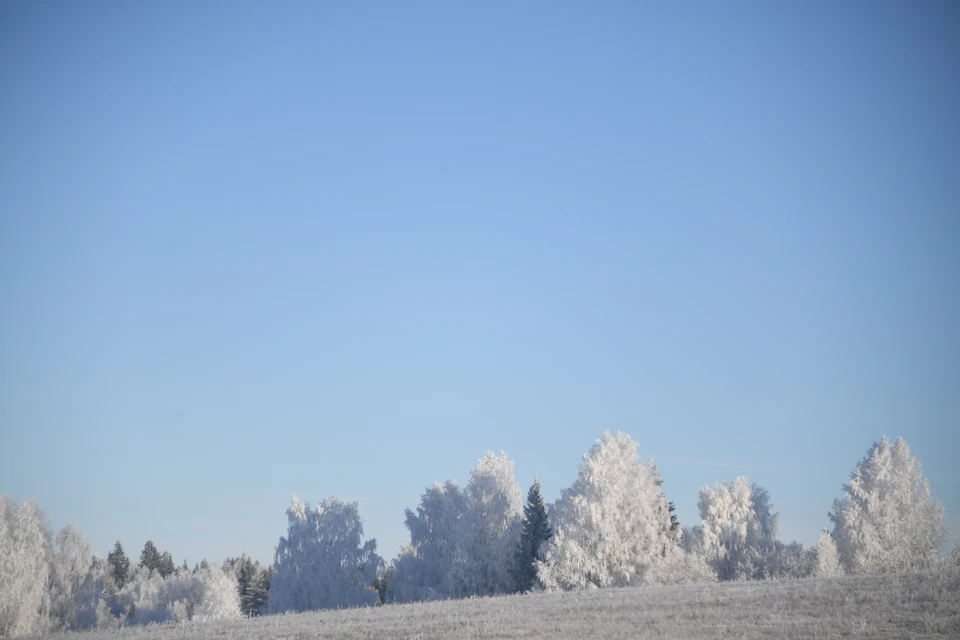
536, 431, 676, 590
816, 530, 842, 578
268, 496, 381, 613
830, 436, 946, 574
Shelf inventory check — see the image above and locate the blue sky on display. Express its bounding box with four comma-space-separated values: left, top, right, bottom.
1, 1, 957, 567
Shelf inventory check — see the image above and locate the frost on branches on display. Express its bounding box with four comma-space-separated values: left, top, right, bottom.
816, 530, 842, 578
0, 496, 52, 637
830, 436, 946, 574
389, 452, 523, 602
49, 524, 105, 632
694, 477, 780, 581
115, 564, 241, 625
389, 480, 467, 602
536, 432, 678, 590
268, 496, 382, 613
462, 451, 523, 596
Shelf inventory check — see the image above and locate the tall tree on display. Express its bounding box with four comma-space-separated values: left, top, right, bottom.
49, 524, 104, 632
830, 436, 946, 574
388, 480, 467, 603
0, 496, 52, 637
695, 477, 780, 580
513, 476, 553, 593
389, 451, 523, 602
139, 541, 161, 574
107, 541, 130, 588
462, 451, 523, 596
268, 496, 382, 613
536, 432, 677, 590
158, 551, 175, 578
224, 554, 270, 616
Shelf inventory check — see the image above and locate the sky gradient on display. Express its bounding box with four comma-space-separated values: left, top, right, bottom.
1, 1, 958, 567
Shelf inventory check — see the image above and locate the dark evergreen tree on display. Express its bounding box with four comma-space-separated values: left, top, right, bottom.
243, 565, 272, 616
669, 501, 680, 532
107, 541, 130, 588
139, 540, 162, 573
226, 554, 265, 616
181, 559, 189, 574
513, 476, 553, 593
158, 551, 176, 578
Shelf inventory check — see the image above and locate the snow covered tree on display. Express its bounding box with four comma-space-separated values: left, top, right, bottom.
0, 496, 52, 637
49, 524, 105, 631
107, 542, 130, 589
817, 530, 842, 577
268, 496, 381, 613
246, 565, 272, 615
224, 554, 271, 616
830, 436, 946, 574
114, 563, 241, 624
190, 565, 242, 621
695, 477, 780, 581
947, 541, 960, 569
536, 432, 677, 590
389, 451, 523, 602
461, 451, 523, 596
513, 476, 553, 593
389, 479, 467, 602
642, 546, 718, 585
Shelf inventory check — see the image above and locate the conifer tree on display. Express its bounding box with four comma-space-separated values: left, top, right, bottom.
158, 551, 175, 578
830, 436, 945, 574
139, 541, 161, 573
513, 476, 553, 593
107, 541, 130, 588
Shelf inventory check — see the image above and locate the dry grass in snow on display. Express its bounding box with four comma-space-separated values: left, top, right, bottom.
33, 569, 960, 640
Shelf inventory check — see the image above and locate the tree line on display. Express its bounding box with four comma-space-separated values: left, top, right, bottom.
1, 433, 955, 636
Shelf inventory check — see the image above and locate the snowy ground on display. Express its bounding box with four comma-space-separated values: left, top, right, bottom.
33, 570, 960, 640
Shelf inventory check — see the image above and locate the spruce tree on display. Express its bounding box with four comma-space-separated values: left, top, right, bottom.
242, 566, 271, 616
158, 551, 176, 578
513, 476, 553, 593
139, 540, 161, 573
107, 541, 130, 588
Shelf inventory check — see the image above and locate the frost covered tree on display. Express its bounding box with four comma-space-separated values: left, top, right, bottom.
830, 436, 946, 574
114, 563, 241, 624
816, 530, 842, 577
695, 477, 780, 581
224, 554, 271, 616
389, 452, 523, 602
107, 542, 130, 589
391, 480, 467, 602
462, 451, 523, 596
947, 541, 960, 569
536, 432, 677, 590
0, 496, 52, 637
268, 496, 381, 613
49, 524, 105, 631
513, 476, 553, 593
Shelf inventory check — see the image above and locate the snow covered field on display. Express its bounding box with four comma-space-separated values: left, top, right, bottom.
33, 569, 960, 640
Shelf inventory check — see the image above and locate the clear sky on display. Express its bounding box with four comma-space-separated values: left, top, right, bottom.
1, 1, 958, 567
